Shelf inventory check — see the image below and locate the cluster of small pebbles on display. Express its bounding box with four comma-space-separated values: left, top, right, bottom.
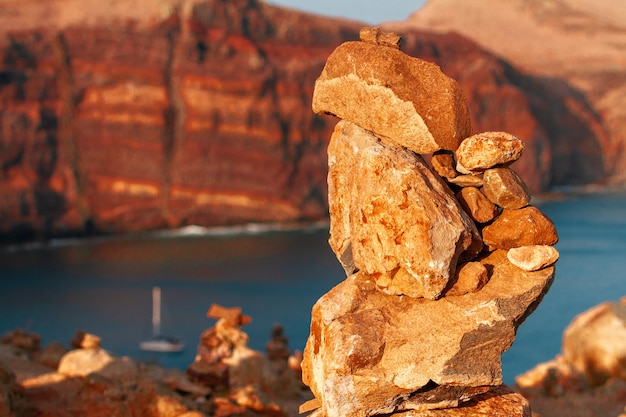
433, 131, 559, 296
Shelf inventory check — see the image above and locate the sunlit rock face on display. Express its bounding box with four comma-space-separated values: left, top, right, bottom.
302, 263, 553, 417
0, 0, 604, 243
327, 120, 478, 300
313, 40, 472, 154
301, 28, 558, 417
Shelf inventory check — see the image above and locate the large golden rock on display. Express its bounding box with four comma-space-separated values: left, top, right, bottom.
327, 120, 479, 299
312, 41, 471, 154
301, 255, 554, 417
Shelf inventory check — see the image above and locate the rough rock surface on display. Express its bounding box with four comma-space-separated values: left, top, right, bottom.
187, 304, 306, 404
327, 120, 478, 300
431, 151, 458, 179
57, 348, 139, 380
482, 167, 531, 209
313, 42, 471, 154
0, 342, 197, 417
446, 261, 488, 296
392, 386, 531, 417
455, 131, 524, 172
0, 0, 611, 243
482, 206, 559, 250
302, 263, 553, 417
455, 186, 499, 223
448, 174, 483, 188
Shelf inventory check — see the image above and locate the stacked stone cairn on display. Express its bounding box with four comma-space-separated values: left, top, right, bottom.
299, 28, 559, 417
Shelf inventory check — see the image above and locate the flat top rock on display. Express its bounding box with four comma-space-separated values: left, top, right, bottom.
313, 41, 471, 154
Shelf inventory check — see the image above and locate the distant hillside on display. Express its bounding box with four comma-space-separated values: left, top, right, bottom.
0, 0, 610, 242
387, 0, 626, 184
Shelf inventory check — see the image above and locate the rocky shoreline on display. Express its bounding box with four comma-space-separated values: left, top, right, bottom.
0, 304, 312, 417
3, 299, 626, 417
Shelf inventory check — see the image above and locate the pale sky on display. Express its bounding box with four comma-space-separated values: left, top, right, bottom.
265, 0, 428, 24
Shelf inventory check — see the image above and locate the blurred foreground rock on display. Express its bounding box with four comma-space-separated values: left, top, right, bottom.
516, 298, 626, 417
0, 310, 308, 417
301, 28, 559, 417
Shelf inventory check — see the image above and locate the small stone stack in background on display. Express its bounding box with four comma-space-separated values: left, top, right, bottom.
300, 28, 559, 417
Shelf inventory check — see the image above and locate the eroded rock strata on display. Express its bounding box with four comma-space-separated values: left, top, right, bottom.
301, 29, 559, 417
0, 0, 608, 243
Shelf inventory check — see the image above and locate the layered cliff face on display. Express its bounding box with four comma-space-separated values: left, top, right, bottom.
393, 0, 626, 184
0, 0, 608, 242
0, 0, 346, 240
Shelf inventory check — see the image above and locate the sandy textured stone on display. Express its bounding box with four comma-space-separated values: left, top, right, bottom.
455, 132, 524, 172
431, 151, 457, 178
458, 232, 484, 263
58, 348, 138, 380
327, 121, 479, 299
392, 386, 531, 416
507, 245, 559, 271
563, 298, 626, 386
359, 27, 401, 49
483, 167, 531, 209
327, 122, 359, 276
303, 386, 530, 416
482, 206, 559, 250
313, 42, 471, 154
447, 174, 483, 187
58, 348, 115, 377
456, 187, 498, 223
446, 261, 489, 296
302, 260, 554, 417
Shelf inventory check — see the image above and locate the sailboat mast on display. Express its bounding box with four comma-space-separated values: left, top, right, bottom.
152, 286, 161, 336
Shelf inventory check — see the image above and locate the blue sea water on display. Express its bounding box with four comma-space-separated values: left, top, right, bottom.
1, 192, 625, 385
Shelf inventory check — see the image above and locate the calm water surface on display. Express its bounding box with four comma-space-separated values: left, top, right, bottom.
1, 192, 626, 385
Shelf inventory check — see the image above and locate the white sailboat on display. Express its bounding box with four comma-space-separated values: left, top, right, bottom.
139, 286, 184, 352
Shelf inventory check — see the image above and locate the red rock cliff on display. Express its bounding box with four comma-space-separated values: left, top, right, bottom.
0, 0, 607, 242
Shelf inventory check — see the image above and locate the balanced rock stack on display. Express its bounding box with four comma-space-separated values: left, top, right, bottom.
300, 28, 559, 417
